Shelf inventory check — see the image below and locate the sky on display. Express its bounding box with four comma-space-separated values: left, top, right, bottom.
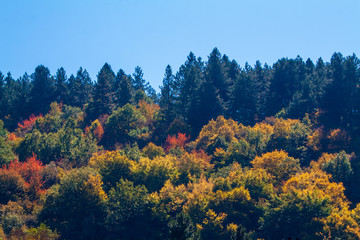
1, 0, 359, 91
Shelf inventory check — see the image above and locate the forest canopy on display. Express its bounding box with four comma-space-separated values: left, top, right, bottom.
0, 48, 360, 240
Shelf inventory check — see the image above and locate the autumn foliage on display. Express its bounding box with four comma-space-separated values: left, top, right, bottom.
16, 114, 42, 136
1, 154, 46, 201
165, 133, 190, 152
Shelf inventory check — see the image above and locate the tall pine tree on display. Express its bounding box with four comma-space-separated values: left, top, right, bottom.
29, 65, 55, 115
86, 63, 115, 121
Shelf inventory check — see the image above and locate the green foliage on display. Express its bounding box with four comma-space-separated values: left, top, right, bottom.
17, 113, 99, 165
142, 142, 165, 159
323, 151, 353, 184
105, 179, 165, 239
39, 167, 107, 240
104, 103, 147, 147
89, 151, 134, 191
261, 189, 332, 240
25, 223, 60, 240
168, 212, 200, 240
1, 50, 360, 239
0, 120, 16, 166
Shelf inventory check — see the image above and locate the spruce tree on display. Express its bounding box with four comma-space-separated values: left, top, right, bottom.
86, 63, 115, 121
29, 65, 55, 115
115, 69, 133, 107
54, 67, 68, 104
160, 65, 175, 124
133, 66, 146, 92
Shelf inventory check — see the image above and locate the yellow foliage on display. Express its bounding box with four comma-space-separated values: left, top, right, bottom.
307, 128, 322, 151
151, 180, 188, 214
310, 152, 336, 170
134, 155, 179, 191
272, 118, 300, 139
83, 174, 107, 201
320, 206, 360, 240
137, 100, 160, 123
283, 169, 348, 208
89, 151, 135, 170
175, 151, 214, 180
227, 167, 275, 200
202, 209, 227, 229
251, 150, 300, 182
196, 116, 244, 150
184, 176, 215, 220
250, 122, 274, 143
214, 186, 251, 203
142, 142, 165, 159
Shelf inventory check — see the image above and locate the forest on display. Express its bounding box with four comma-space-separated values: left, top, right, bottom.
0, 48, 360, 239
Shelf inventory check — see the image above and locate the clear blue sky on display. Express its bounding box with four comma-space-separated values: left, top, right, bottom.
1, 0, 359, 91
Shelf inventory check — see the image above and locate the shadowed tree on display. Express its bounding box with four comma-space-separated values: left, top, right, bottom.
86, 63, 115, 121
114, 69, 133, 107
54, 67, 68, 104
160, 65, 176, 124
29, 65, 55, 115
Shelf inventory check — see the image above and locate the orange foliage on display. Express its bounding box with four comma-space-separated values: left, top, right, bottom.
93, 124, 104, 140
85, 119, 104, 141
7, 132, 18, 142
307, 128, 322, 151
17, 114, 41, 130
327, 128, 350, 150
165, 133, 190, 152
16, 114, 42, 136
2, 154, 46, 198
138, 100, 160, 123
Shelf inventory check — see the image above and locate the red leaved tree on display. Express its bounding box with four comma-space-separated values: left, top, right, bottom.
165, 133, 190, 152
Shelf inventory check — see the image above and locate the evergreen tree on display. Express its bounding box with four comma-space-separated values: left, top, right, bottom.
267, 57, 305, 116
176, 52, 203, 122
15, 73, 32, 122
206, 48, 229, 109
252, 61, 270, 120
322, 53, 347, 127
29, 65, 55, 115
86, 63, 115, 121
0, 72, 5, 119
160, 65, 176, 124
229, 69, 256, 125
54, 67, 68, 104
133, 66, 146, 92
76, 67, 93, 106
114, 69, 133, 107
188, 74, 222, 134
3, 73, 17, 119
68, 68, 93, 108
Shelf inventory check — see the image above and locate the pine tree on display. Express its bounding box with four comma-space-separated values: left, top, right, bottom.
176, 52, 203, 122
322, 52, 345, 127
160, 65, 176, 124
229, 68, 256, 124
29, 65, 55, 115
0, 72, 5, 119
86, 63, 115, 121
54, 67, 68, 104
206, 48, 229, 108
114, 69, 133, 107
133, 66, 146, 92
15, 73, 32, 122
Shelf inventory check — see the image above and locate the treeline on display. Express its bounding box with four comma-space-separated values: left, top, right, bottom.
0, 48, 360, 239
1, 49, 360, 136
